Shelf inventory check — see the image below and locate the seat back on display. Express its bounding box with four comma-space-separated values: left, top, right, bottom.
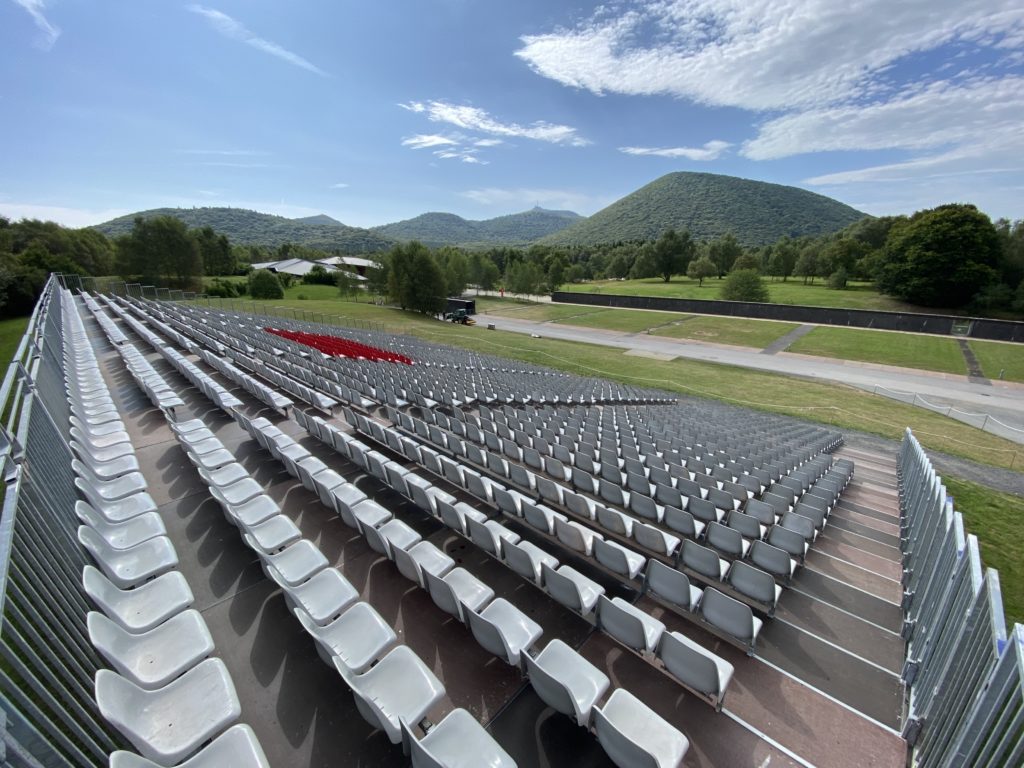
657, 632, 722, 697
663, 505, 698, 538
749, 540, 792, 577
743, 498, 777, 526
592, 704, 661, 768
767, 525, 807, 557
706, 522, 744, 556
700, 588, 755, 641
541, 564, 582, 612
523, 651, 577, 720
593, 539, 628, 576
707, 488, 736, 511
687, 497, 718, 523
681, 540, 724, 580
438, 501, 467, 534
503, 541, 544, 584
465, 608, 511, 664
793, 501, 826, 529
596, 596, 650, 652
727, 510, 762, 539
633, 522, 677, 556
422, 570, 461, 618
728, 560, 776, 605
596, 505, 631, 536
780, 511, 816, 540
642, 560, 696, 611
467, 517, 499, 556
629, 493, 659, 521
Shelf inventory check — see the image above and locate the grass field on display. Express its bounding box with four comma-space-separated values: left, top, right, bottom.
968, 340, 1024, 383
652, 316, 799, 349
945, 477, 1024, 627
788, 326, 968, 374
0, 317, 30, 367
563, 277, 917, 311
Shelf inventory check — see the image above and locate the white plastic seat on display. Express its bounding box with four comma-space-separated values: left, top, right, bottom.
240, 515, 302, 554
364, 517, 423, 559
108, 724, 270, 768
73, 460, 147, 501
76, 480, 158, 523
596, 596, 665, 654
223, 494, 280, 528
75, 501, 166, 549
592, 688, 689, 768
522, 502, 566, 535
335, 645, 445, 745
83, 566, 193, 634
210, 477, 264, 507
348, 498, 392, 533
554, 518, 603, 556
199, 463, 249, 489
294, 602, 397, 673
593, 539, 646, 579
541, 563, 605, 616
78, 527, 178, 590
523, 639, 609, 727
393, 541, 455, 588
466, 517, 521, 557
502, 540, 558, 586
402, 708, 516, 768
95, 658, 241, 765
276, 567, 359, 625
71, 446, 140, 480
330, 483, 369, 523
260, 539, 328, 587
465, 598, 543, 667
657, 631, 734, 710
633, 523, 680, 558
88, 610, 214, 689
423, 567, 495, 623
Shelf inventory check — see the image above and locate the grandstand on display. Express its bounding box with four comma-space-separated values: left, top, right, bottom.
0, 276, 1019, 767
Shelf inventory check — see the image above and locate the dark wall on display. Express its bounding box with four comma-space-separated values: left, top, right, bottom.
551, 292, 1024, 342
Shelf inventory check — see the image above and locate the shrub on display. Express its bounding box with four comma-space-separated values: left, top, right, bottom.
302, 264, 337, 285
296, 293, 307, 300
721, 269, 769, 302
828, 267, 849, 290
248, 269, 284, 299
206, 278, 241, 298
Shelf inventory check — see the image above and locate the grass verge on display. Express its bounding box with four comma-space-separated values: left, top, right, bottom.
944, 477, 1024, 628
789, 326, 967, 374
969, 339, 1024, 383
652, 316, 799, 349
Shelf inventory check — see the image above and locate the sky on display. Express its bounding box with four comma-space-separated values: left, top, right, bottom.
1, 0, 1022, 230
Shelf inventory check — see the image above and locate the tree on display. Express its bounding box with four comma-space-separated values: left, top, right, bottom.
566, 264, 586, 283
767, 237, 798, 281
386, 241, 425, 309
721, 269, 769, 302
629, 243, 659, 279
438, 249, 469, 298
687, 256, 716, 287
117, 215, 203, 289
477, 257, 500, 292
194, 226, 234, 276
248, 269, 284, 299
336, 269, 360, 298
652, 228, 695, 282
707, 233, 743, 277
878, 204, 1001, 307
302, 264, 336, 285
505, 260, 544, 295
546, 255, 567, 292
793, 247, 818, 284
408, 250, 446, 314
828, 267, 849, 290
731, 253, 761, 272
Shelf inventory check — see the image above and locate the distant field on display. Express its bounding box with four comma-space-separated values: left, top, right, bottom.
563, 277, 916, 311
0, 317, 30, 366
968, 340, 1024, 383
652, 316, 799, 349
788, 327, 967, 374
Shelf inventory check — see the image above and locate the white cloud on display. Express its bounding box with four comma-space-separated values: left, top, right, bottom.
330, 182, 349, 189
400, 100, 590, 146
620, 140, 730, 161
179, 149, 269, 156
187, 5, 328, 76
461, 187, 611, 214
12, 0, 60, 50
515, 1, 1024, 110
0, 202, 131, 228
401, 134, 459, 150
474, 138, 504, 147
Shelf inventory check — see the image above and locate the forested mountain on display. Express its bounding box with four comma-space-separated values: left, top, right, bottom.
93, 208, 391, 253
373, 207, 582, 248
540, 172, 867, 247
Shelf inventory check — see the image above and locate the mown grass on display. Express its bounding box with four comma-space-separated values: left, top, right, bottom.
0, 317, 30, 367
652, 316, 799, 349
563, 277, 915, 311
944, 477, 1024, 628
968, 340, 1024, 383
789, 326, 967, 374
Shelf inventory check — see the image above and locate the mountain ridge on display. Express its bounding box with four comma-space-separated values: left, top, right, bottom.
372, 207, 582, 247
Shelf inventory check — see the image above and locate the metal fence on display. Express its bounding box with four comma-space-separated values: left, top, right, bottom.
0, 278, 122, 767
899, 428, 1023, 767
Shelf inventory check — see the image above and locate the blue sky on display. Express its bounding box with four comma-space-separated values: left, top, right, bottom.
1, 1, 1022, 229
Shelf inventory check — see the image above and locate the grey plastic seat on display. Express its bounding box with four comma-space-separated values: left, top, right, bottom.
466, 517, 521, 557
749, 539, 796, 579
641, 560, 702, 613
76, 479, 158, 523
727, 510, 766, 540
335, 644, 445, 744
597, 505, 634, 537
780, 511, 817, 542
88, 609, 214, 689
680, 540, 729, 582
348, 499, 393, 534
76, 501, 166, 549
423, 567, 495, 623
466, 598, 543, 667
71, 444, 140, 479
522, 502, 565, 535
727, 560, 782, 612
793, 500, 827, 530
554, 517, 602, 556
594, 538, 646, 579
596, 596, 665, 654
705, 522, 750, 558
83, 566, 193, 634
240, 515, 302, 554
699, 588, 763, 652
503, 540, 559, 585
402, 708, 517, 768
438, 500, 487, 535
78, 527, 178, 589
223, 494, 280, 529
657, 631, 734, 710
663, 506, 704, 540
393, 541, 455, 588
276, 567, 359, 625
108, 724, 270, 768
629, 493, 662, 523
210, 477, 264, 507
541, 563, 604, 616
95, 658, 241, 765
260, 539, 328, 587
687, 497, 722, 524
633, 523, 680, 557
364, 518, 423, 559
592, 688, 689, 768
330, 483, 369, 522
523, 639, 610, 727
294, 602, 396, 673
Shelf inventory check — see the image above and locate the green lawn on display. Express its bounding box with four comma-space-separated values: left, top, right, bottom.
563, 277, 916, 311
652, 316, 799, 349
0, 317, 30, 367
945, 477, 1024, 628
555, 309, 685, 333
789, 326, 967, 374
969, 340, 1024, 383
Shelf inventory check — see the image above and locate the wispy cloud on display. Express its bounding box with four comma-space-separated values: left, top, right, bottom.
330, 182, 349, 189
0, 202, 130, 228
401, 134, 459, 150
178, 148, 270, 156
400, 100, 590, 146
620, 141, 730, 161
187, 5, 328, 76
12, 0, 60, 50
194, 161, 274, 168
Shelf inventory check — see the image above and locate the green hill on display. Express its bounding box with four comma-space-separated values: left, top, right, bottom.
374, 207, 582, 248
92, 207, 391, 253
540, 172, 867, 247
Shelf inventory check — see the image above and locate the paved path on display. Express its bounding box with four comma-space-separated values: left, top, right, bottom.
484, 315, 1024, 432
762, 323, 816, 355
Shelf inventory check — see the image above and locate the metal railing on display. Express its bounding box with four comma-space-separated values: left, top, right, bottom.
899, 428, 1023, 766
0, 278, 122, 766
